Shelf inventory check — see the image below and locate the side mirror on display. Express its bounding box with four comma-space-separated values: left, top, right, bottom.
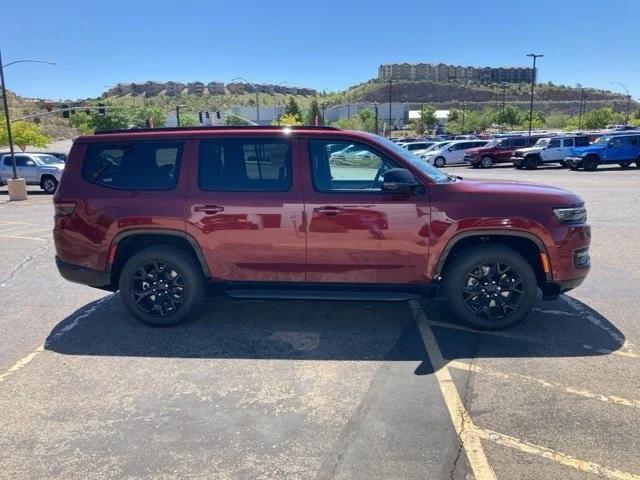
382, 168, 421, 194
25, 160, 35, 166
447, 146, 454, 152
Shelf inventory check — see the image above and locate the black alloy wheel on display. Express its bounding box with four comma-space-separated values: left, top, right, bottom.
461, 262, 524, 321
130, 261, 186, 317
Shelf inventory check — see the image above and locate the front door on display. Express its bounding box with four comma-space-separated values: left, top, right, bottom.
16, 156, 37, 182
186, 136, 305, 282
302, 138, 431, 284
544, 138, 563, 162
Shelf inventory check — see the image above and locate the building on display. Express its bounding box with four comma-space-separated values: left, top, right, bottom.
378, 63, 534, 84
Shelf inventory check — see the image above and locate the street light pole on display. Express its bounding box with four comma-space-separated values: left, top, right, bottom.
500, 84, 507, 133
526, 53, 543, 137
0, 51, 56, 185
388, 79, 393, 137
176, 104, 186, 126
231, 77, 259, 123
610, 81, 631, 126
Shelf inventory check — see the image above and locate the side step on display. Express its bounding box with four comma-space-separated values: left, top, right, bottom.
225, 289, 422, 302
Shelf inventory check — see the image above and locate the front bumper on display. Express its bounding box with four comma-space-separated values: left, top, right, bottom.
464, 155, 480, 165
511, 156, 524, 166
56, 256, 112, 290
565, 157, 584, 167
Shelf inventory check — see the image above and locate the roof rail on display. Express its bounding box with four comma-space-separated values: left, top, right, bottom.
94, 125, 341, 135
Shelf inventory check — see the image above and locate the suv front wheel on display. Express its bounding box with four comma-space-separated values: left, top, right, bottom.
443, 245, 538, 329
119, 246, 204, 326
480, 156, 493, 168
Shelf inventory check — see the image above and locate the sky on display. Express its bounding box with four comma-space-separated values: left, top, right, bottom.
2, 0, 639, 100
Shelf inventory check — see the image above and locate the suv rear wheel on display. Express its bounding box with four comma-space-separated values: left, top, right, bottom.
480, 156, 493, 168
118, 246, 204, 326
443, 245, 537, 330
619, 161, 632, 169
41, 175, 58, 194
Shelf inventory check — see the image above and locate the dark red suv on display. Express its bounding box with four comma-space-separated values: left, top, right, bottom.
464, 135, 544, 168
54, 126, 591, 329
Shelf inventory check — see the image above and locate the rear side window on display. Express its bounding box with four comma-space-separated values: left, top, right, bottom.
575, 137, 590, 147
82, 141, 183, 190
198, 138, 292, 191
563, 139, 574, 148
513, 138, 527, 147
629, 136, 639, 146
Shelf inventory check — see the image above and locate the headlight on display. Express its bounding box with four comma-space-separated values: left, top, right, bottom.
553, 205, 587, 224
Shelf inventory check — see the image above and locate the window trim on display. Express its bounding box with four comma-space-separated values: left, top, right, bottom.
81, 141, 184, 191
197, 137, 293, 193
308, 137, 410, 195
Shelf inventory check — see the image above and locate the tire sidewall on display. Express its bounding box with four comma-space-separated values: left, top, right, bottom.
41, 176, 58, 194
434, 156, 446, 168
443, 246, 538, 330
118, 246, 204, 326
480, 156, 493, 168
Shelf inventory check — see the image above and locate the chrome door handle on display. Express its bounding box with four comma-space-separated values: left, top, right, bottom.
313, 206, 343, 215
194, 205, 224, 214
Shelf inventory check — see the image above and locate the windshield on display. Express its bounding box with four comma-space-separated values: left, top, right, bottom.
482, 139, 500, 148
593, 136, 611, 145
367, 134, 451, 183
535, 139, 550, 147
33, 154, 63, 165
426, 141, 450, 152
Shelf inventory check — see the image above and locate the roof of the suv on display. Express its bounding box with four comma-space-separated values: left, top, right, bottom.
75, 125, 367, 144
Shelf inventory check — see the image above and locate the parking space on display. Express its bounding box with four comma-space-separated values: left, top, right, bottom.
1, 166, 639, 479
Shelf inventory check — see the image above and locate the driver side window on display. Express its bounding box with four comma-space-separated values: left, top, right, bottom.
309, 139, 399, 192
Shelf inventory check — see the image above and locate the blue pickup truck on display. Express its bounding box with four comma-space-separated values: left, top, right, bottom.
565, 133, 640, 171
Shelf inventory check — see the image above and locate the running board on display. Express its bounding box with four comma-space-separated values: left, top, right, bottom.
225, 289, 422, 302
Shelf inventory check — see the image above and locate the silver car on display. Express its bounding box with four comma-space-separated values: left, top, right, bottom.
0, 153, 65, 193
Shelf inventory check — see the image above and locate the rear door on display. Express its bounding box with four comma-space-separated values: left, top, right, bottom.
558, 138, 574, 161
302, 137, 431, 284
186, 135, 305, 282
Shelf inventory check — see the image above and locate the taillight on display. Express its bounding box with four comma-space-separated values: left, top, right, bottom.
54, 202, 76, 217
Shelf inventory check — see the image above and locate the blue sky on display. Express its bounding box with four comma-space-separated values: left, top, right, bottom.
3, 0, 639, 100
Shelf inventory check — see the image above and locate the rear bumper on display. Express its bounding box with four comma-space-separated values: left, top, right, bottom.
56, 256, 112, 290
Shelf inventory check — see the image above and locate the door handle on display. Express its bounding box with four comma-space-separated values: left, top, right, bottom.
194, 204, 224, 214
313, 206, 343, 215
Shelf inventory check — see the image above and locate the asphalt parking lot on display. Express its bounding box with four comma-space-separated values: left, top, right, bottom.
1, 164, 639, 480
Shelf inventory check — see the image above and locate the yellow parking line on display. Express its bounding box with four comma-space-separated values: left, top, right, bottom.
410, 301, 497, 480
0, 346, 44, 383
448, 360, 640, 409
476, 427, 640, 480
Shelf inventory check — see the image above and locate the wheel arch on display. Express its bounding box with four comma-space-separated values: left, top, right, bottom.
434, 230, 551, 285
109, 229, 211, 285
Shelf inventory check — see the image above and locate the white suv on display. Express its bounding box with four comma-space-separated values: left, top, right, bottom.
511, 135, 590, 169
422, 140, 489, 167
0, 153, 65, 193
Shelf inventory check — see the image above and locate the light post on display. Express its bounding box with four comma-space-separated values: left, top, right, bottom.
0, 50, 55, 200
231, 77, 260, 123
500, 83, 507, 133
175, 104, 186, 126
273, 82, 290, 125
578, 88, 586, 132
526, 53, 543, 137
611, 81, 631, 126
388, 79, 393, 136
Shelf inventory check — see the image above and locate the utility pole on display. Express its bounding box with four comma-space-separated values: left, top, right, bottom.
176, 104, 186, 127
578, 88, 585, 131
388, 79, 393, 137
526, 53, 544, 137
461, 101, 466, 133
610, 81, 631, 126
374, 102, 379, 135
500, 84, 507, 133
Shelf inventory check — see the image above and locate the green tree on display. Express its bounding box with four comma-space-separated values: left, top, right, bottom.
131, 106, 166, 128
306, 99, 322, 125
410, 104, 437, 134
581, 107, 620, 129
357, 108, 376, 133
495, 105, 524, 129
519, 111, 545, 130
5, 121, 51, 151
275, 113, 303, 126
544, 113, 571, 129
177, 114, 199, 127
225, 113, 252, 126
283, 97, 302, 118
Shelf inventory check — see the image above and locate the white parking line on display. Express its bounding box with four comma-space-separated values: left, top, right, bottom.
0, 234, 48, 242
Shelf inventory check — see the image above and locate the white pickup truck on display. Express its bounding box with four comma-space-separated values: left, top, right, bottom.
511, 135, 591, 169
0, 153, 65, 193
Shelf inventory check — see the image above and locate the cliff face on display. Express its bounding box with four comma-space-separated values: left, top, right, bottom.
104, 81, 316, 98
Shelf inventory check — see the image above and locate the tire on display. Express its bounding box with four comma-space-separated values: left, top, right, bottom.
525, 156, 538, 170
480, 156, 493, 168
442, 245, 538, 330
41, 175, 58, 194
118, 246, 204, 327
434, 156, 446, 168
583, 156, 599, 171
619, 162, 632, 169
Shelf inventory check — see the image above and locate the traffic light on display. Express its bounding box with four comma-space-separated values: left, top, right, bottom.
205, 111, 210, 119
61, 104, 69, 118
198, 111, 203, 123
98, 104, 106, 115
145, 119, 151, 128
216, 111, 221, 119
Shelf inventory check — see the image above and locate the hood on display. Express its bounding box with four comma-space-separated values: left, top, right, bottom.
516, 146, 542, 155
465, 145, 494, 155
452, 178, 583, 206
569, 144, 604, 156
42, 164, 65, 170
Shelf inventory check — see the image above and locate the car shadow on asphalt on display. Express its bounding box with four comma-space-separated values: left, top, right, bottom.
45, 293, 624, 375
